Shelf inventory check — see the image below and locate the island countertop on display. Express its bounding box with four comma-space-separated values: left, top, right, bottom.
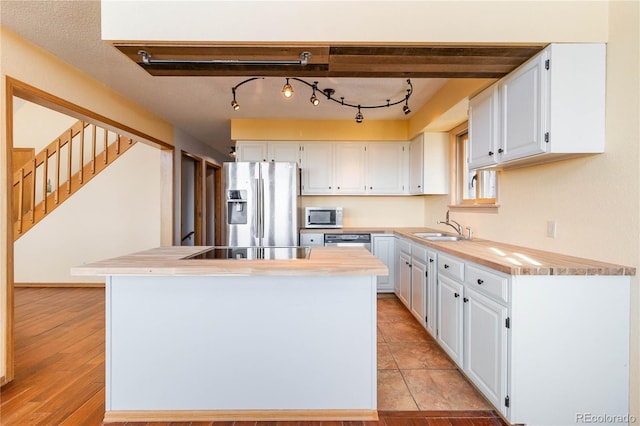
71, 246, 388, 277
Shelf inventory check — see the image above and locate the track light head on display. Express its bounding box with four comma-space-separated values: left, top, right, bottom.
403, 104, 411, 115
231, 99, 240, 111
282, 78, 294, 98
355, 106, 364, 124
310, 82, 320, 106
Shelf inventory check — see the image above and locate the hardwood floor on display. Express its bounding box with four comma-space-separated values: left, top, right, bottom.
0, 288, 507, 426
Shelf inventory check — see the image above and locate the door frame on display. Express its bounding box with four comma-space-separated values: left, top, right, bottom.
2, 77, 173, 385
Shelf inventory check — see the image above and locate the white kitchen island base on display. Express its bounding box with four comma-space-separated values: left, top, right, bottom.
104, 274, 378, 422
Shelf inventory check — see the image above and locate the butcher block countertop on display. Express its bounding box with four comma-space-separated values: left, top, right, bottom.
302, 227, 636, 276
71, 245, 388, 277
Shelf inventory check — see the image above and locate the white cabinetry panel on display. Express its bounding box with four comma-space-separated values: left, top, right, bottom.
301, 143, 334, 195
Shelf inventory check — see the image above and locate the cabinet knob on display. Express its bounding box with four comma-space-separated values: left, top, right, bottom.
418, 185, 422, 188
498, 148, 504, 154
477, 279, 484, 285
454, 292, 460, 298
329, 186, 332, 189
370, 186, 373, 190
463, 297, 469, 303
429, 258, 434, 263
444, 264, 450, 269
337, 186, 340, 189
488, 151, 494, 156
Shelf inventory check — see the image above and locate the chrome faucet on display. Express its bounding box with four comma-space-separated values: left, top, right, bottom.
438, 210, 465, 237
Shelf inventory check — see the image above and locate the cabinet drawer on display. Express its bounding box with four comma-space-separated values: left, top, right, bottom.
411, 243, 427, 262
466, 265, 509, 304
300, 233, 324, 246
399, 238, 412, 255
438, 254, 464, 281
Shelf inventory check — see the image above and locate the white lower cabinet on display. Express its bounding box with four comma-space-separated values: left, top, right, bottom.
437, 274, 464, 368
425, 250, 437, 337
299, 232, 324, 247
410, 254, 426, 326
463, 287, 508, 416
372, 234, 395, 293
398, 251, 412, 309
396, 238, 412, 309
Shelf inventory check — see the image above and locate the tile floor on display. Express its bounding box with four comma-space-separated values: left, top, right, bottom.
377, 295, 491, 411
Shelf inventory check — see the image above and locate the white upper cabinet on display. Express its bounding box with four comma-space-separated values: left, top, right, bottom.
409, 132, 449, 195
301, 143, 334, 195
366, 143, 408, 194
334, 143, 367, 194
267, 142, 300, 163
469, 43, 606, 170
468, 84, 500, 169
236, 141, 300, 163
236, 142, 267, 162
499, 51, 547, 162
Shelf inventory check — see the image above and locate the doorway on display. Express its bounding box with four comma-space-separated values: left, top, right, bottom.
180, 152, 202, 246
205, 162, 222, 246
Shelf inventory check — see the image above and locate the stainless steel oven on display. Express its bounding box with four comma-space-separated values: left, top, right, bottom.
304, 207, 343, 229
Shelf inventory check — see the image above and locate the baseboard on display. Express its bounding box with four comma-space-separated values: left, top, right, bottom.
103, 409, 379, 423
14, 282, 105, 288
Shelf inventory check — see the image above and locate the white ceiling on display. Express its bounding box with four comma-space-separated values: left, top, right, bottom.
0, 0, 452, 156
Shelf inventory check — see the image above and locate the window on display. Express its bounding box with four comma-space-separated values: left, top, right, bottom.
451, 123, 498, 206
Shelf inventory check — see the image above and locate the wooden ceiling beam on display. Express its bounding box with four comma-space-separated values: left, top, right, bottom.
114, 43, 546, 78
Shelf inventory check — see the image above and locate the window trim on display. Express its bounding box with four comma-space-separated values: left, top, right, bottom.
449, 122, 499, 209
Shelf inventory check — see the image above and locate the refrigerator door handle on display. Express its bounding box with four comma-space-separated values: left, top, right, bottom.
254, 178, 261, 242
257, 177, 265, 241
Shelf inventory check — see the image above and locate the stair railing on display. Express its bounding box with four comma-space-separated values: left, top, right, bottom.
12, 120, 136, 240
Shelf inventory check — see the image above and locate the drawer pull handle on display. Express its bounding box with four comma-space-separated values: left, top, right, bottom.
477, 279, 484, 285
454, 292, 460, 298
444, 264, 450, 269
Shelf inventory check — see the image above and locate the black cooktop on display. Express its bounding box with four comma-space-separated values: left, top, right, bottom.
185, 246, 310, 260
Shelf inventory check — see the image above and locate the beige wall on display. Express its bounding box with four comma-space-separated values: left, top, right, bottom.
0, 26, 174, 382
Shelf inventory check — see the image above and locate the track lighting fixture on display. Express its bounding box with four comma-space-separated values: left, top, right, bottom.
229, 146, 237, 157
310, 82, 320, 106
229, 77, 264, 111
230, 77, 413, 123
231, 96, 240, 111
282, 78, 294, 98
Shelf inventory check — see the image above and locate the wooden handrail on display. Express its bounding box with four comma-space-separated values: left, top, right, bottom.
12, 120, 138, 240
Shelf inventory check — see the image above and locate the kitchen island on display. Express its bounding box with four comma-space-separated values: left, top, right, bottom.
72, 246, 387, 424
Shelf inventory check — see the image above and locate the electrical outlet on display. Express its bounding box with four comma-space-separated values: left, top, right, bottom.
547, 220, 557, 238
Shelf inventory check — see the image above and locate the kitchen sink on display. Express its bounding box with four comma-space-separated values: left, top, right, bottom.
425, 235, 465, 241
413, 232, 445, 238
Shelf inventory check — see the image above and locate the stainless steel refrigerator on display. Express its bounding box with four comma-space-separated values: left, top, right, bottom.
223, 162, 298, 247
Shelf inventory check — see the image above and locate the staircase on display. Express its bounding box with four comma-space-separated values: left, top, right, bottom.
12, 120, 137, 240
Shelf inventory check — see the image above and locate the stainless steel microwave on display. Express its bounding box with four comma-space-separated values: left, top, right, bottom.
304, 207, 343, 229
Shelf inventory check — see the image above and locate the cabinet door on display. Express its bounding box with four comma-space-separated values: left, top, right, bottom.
464, 287, 508, 416
268, 143, 300, 163
334, 143, 366, 194
367, 143, 408, 194
409, 134, 424, 194
425, 251, 438, 338
373, 235, 395, 293
410, 256, 427, 326
236, 142, 267, 162
499, 52, 547, 162
301, 144, 334, 195
468, 84, 499, 169
398, 252, 412, 309
437, 274, 464, 367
